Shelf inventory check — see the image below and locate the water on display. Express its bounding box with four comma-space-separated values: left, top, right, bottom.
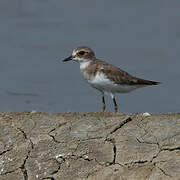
0, 0, 179, 113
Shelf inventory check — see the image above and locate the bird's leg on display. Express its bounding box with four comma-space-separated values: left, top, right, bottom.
113, 97, 118, 113
102, 94, 106, 112
111, 93, 118, 113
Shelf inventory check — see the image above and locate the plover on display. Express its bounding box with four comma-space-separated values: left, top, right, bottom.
63, 46, 160, 112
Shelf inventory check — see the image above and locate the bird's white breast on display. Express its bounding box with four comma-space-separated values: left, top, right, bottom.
88, 72, 143, 93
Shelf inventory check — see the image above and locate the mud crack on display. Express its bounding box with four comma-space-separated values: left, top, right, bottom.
105, 137, 117, 165
0, 148, 13, 156
48, 122, 68, 143
124, 160, 148, 167
109, 117, 132, 135
161, 146, 180, 152
19, 155, 29, 180
42, 177, 56, 180
17, 127, 34, 180
154, 163, 172, 177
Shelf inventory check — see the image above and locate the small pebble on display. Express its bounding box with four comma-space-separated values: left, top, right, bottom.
142, 112, 151, 117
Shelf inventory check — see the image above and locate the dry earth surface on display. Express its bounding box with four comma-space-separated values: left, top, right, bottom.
0, 112, 180, 180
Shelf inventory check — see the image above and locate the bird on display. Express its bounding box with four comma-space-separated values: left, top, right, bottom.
63, 46, 160, 112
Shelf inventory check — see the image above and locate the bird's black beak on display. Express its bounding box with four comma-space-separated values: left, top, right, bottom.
63, 55, 73, 62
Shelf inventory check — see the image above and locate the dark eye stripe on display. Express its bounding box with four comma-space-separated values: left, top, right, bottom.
78, 51, 85, 55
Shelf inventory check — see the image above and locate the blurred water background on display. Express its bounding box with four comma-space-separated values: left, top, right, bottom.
0, 0, 179, 113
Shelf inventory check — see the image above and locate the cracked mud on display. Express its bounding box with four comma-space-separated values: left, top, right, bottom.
0, 112, 180, 180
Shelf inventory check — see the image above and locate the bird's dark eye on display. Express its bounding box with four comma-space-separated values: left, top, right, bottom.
78, 51, 85, 55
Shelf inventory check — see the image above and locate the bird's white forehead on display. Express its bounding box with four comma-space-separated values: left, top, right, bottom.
72, 49, 78, 56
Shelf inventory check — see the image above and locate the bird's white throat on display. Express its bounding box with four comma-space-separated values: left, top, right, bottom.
79, 60, 91, 70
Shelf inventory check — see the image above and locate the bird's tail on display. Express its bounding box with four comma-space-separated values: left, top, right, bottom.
136, 78, 161, 85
